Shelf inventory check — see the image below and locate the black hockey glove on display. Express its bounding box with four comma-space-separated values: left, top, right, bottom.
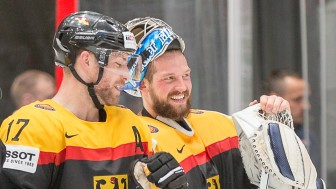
130, 152, 189, 189
0, 140, 6, 171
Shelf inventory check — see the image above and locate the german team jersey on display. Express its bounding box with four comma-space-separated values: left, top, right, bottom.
0, 99, 153, 189
140, 109, 253, 189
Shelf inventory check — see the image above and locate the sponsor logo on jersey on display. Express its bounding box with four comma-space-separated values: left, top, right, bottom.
190, 109, 204, 114
207, 175, 220, 189
94, 175, 128, 189
75, 17, 89, 25
65, 132, 78, 139
148, 125, 159, 133
177, 144, 185, 154
3, 145, 40, 173
34, 104, 55, 111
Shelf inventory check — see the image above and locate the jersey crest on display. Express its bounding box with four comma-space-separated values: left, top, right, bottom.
148, 125, 159, 133
34, 104, 55, 111
94, 175, 128, 189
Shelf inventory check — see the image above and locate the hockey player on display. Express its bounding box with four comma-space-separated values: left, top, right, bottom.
125, 17, 324, 188
0, 12, 186, 189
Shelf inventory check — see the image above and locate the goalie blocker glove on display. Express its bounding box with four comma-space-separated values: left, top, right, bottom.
130, 152, 189, 189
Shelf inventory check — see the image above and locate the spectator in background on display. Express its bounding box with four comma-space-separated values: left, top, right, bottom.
263, 69, 320, 172
10, 69, 56, 109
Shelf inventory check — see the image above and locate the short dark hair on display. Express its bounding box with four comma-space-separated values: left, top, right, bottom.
10, 70, 54, 107
262, 69, 302, 95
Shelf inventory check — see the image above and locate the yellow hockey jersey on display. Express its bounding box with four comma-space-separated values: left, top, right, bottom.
141, 109, 252, 189
0, 99, 153, 189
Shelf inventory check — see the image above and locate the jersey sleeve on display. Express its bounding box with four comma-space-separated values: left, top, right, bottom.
0, 107, 63, 188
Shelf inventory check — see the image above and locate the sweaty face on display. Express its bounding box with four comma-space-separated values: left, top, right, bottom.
145, 51, 192, 120
95, 52, 131, 106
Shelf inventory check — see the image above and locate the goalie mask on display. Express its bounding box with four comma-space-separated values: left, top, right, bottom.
122, 17, 185, 97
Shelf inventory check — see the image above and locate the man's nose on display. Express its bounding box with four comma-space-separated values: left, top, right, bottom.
120, 65, 131, 81
174, 77, 187, 92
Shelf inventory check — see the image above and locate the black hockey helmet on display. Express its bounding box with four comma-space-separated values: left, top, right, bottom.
53, 11, 137, 67
52, 11, 141, 113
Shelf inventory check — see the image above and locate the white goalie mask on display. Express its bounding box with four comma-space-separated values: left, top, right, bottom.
121, 17, 185, 97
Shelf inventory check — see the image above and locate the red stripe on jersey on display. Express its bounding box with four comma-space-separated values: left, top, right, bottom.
38, 151, 64, 165
206, 136, 239, 158
180, 136, 238, 173
38, 142, 151, 165
180, 152, 206, 173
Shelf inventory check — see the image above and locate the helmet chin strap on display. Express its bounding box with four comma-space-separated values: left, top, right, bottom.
68, 64, 106, 122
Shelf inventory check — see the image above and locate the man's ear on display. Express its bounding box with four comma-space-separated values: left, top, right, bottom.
79, 51, 91, 68
139, 79, 148, 93
73, 51, 91, 74
21, 93, 35, 107
73, 51, 96, 83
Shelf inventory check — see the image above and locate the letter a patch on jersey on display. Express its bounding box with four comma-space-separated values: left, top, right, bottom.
3, 145, 40, 173
132, 126, 144, 152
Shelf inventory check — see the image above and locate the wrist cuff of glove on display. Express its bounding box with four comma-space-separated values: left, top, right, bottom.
129, 159, 150, 189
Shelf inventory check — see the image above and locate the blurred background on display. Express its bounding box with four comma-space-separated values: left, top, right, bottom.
0, 0, 335, 186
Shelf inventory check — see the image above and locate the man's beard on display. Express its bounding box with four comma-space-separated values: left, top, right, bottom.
151, 90, 191, 121
96, 88, 120, 106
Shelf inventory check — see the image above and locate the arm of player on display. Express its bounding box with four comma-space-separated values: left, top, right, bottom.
130, 152, 189, 189
0, 139, 5, 170
0, 112, 59, 189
